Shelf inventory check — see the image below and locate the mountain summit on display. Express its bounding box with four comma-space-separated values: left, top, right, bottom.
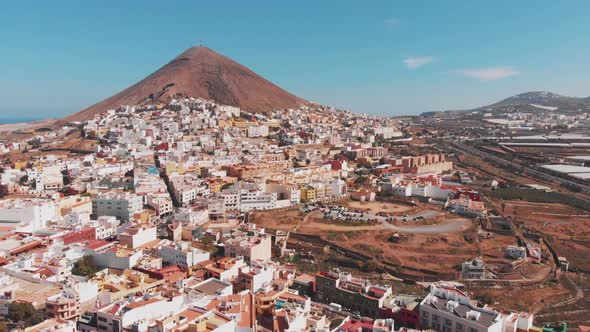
66, 46, 307, 122
420, 91, 590, 117
479, 91, 587, 110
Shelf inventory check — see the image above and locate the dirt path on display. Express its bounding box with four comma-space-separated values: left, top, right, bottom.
293, 210, 319, 232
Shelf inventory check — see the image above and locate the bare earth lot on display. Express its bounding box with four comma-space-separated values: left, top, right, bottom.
251, 200, 476, 278
344, 200, 414, 214
494, 201, 590, 272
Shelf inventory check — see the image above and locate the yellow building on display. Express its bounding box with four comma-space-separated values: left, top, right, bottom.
166, 162, 186, 176
96, 127, 109, 138
92, 269, 163, 305
14, 161, 28, 170
218, 119, 233, 128
299, 186, 316, 201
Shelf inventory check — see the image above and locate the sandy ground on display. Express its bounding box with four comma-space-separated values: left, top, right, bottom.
495, 201, 590, 271
251, 204, 477, 275
345, 201, 414, 214
251, 203, 471, 235
298, 216, 471, 234
13, 278, 61, 308
0, 119, 56, 132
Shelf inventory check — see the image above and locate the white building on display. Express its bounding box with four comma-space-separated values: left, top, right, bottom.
0, 198, 57, 232
92, 192, 143, 222
419, 284, 503, 332
247, 125, 269, 138
118, 225, 157, 249
266, 182, 301, 205
168, 174, 210, 206
505, 246, 527, 260
373, 126, 403, 139
146, 194, 173, 217
224, 234, 272, 262
461, 258, 494, 280
174, 207, 209, 225
158, 241, 210, 270
95, 293, 184, 332
237, 260, 275, 292
221, 183, 278, 212
88, 247, 143, 270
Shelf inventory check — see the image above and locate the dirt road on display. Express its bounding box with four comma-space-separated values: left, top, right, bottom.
301, 217, 471, 234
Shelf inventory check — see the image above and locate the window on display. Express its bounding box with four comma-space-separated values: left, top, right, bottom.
445, 318, 453, 326
432, 314, 440, 322
421, 318, 429, 327
98, 317, 107, 322
456, 323, 464, 331
469, 328, 478, 332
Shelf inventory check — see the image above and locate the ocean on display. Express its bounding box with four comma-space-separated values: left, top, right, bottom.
0, 116, 49, 124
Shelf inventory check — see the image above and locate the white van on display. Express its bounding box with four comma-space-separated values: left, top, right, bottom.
329, 303, 342, 311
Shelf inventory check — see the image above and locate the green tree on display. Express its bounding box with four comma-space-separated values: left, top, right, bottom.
354, 176, 369, 185
8, 302, 44, 327
474, 292, 494, 305
360, 260, 378, 272
72, 256, 100, 277
18, 175, 28, 185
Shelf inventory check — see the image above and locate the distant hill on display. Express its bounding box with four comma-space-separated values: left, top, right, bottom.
64, 46, 307, 122
421, 91, 590, 117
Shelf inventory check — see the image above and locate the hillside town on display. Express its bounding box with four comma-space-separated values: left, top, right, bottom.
0, 96, 584, 332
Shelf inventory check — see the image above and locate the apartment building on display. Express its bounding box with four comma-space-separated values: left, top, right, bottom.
92, 192, 143, 222
0, 198, 57, 232
235, 260, 275, 292
373, 126, 403, 139
315, 269, 393, 317
266, 182, 301, 205
46, 289, 81, 321
247, 124, 269, 137
146, 195, 173, 217
385, 154, 453, 175
118, 224, 157, 249
224, 234, 272, 262
200, 257, 247, 282
221, 182, 278, 212
419, 284, 503, 332
93, 291, 184, 332
158, 241, 210, 270
168, 174, 210, 206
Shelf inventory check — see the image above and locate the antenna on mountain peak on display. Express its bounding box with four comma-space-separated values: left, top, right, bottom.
199, 39, 203, 46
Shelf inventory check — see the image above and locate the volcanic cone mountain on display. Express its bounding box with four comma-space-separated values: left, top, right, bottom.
66, 46, 307, 122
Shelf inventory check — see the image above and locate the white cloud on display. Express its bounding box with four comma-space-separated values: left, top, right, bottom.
457, 66, 520, 81
384, 17, 399, 26
403, 56, 435, 69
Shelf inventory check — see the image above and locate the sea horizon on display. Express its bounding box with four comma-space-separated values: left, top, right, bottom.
0, 115, 50, 124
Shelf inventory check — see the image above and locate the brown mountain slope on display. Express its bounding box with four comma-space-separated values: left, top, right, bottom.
65, 46, 307, 122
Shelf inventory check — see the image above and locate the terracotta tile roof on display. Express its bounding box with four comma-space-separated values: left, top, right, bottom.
124, 297, 161, 310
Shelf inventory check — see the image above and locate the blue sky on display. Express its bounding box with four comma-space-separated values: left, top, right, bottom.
1, 1, 590, 122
